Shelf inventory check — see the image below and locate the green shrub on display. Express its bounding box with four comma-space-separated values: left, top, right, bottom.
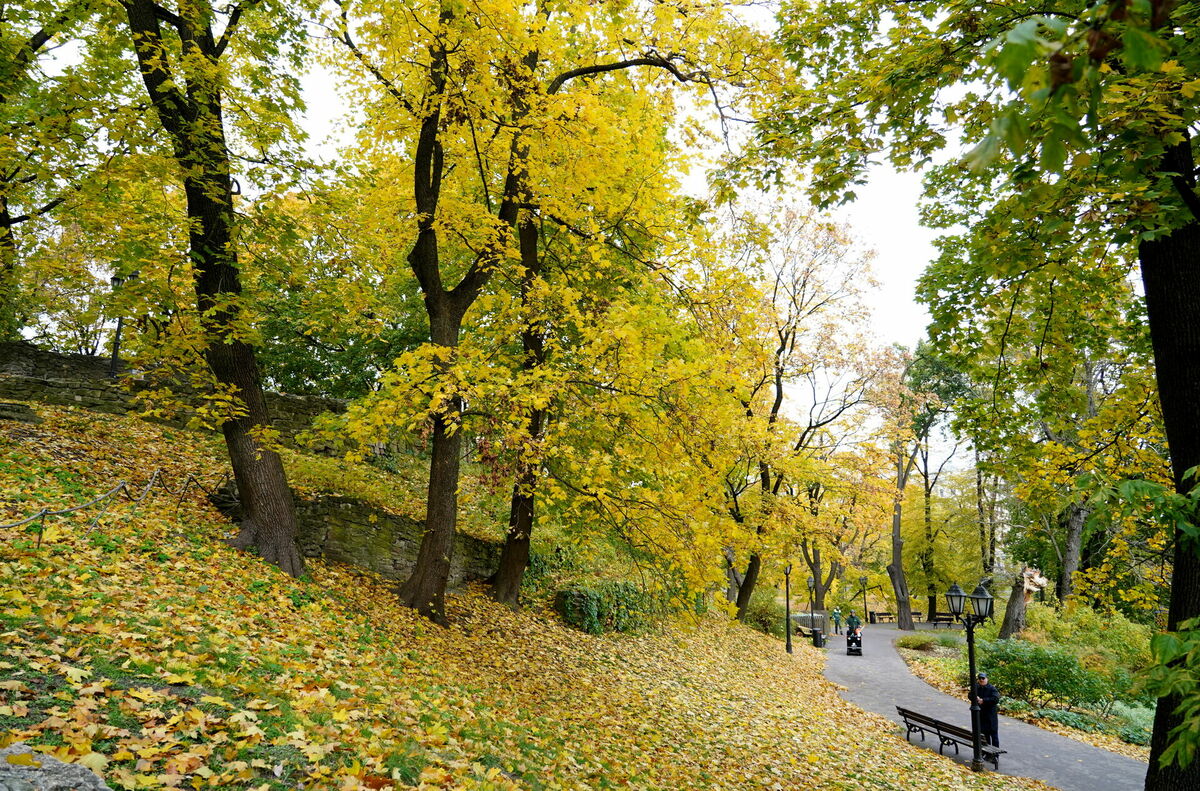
1021, 602, 1153, 675
1110, 700, 1155, 744
1033, 708, 1101, 733
979, 639, 1112, 709
1118, 724, 1152, 746
936, 635, 961, 648
554, 581, 657, 635
741, 588, 786, 639
895, 634, 935, 651
1000, 698, 1032, 715
1111, 701, 1156, 732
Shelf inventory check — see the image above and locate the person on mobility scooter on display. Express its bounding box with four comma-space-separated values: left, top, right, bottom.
846, 625, 863, 656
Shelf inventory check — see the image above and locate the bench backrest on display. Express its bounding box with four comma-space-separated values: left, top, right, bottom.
896, 707, 941, 728
896, 707, 972, 739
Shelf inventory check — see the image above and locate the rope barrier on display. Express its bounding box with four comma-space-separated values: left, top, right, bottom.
0, 469, 230, 547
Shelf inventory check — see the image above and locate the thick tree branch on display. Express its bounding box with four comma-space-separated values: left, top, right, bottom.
547, 54, 706, 95
123, 0, 192, 147
12, 1, 92, 75
3, 195, 66, 226
149, 0, 183, 31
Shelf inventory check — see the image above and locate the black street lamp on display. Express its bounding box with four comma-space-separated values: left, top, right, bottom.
109, 274, 126, 379
108, 271, 137, 378
859, 575, 868, 626
784, 564, 793, 654
806, 575, 814, 625
946, 581, 995, 772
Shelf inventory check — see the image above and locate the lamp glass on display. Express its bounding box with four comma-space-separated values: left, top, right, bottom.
969, 584, 993, 620
945, 583, 967, 617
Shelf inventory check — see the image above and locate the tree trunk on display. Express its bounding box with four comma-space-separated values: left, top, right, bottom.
735, 552, 762, 621
490, 406, 544, 608
890, 448, 917, 630
1141, 136, 1200, 791
724, 548, 744, 604
806, 543, 830, 610
398, 308, 464, 625
922, 457, 937, 620
185, 179, 304, 578
214, 337, 305, 577
491, 467, 536, 608
0, 193, 19, 340
987, 481, 998, 575
976, 450, 990, 574
124, 0, 303, 577
1058, 502, 1088, 600
998, 572, 1026, 639
491, 214, 545, 608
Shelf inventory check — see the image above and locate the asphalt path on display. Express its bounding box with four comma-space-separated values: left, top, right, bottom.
820, 624, 1148, 791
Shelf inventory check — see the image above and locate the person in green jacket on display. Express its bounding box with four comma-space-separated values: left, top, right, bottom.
846, 611, 862, 632
831, 607, 843, 635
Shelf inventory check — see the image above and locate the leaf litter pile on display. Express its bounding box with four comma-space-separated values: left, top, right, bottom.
0, 404, 1049, 790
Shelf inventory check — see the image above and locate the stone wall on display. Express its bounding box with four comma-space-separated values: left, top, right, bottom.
294, 496, 497, 586
0, 341, 345, 442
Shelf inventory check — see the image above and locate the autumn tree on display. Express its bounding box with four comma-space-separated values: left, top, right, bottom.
330, 0, 775, 621
792, 446, 892, 612
0, 1, 141, 339
116, 0, 310, 575
715, 208, 879, 621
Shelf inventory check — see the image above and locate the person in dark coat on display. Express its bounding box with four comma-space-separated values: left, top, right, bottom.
845, 611, 861, 632
972, 671, 1000, 747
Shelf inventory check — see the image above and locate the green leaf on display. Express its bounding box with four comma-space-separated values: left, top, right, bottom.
1121, 26, 1164, 72
1040, 135, 1067, 172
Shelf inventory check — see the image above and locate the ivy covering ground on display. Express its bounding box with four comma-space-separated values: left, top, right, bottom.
0, 404, 1050, 790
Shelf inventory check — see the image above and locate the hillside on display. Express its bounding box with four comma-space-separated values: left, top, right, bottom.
0, 403, 1048, 790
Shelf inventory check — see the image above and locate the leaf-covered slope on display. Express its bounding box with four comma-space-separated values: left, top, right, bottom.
0, 404, 1048, 790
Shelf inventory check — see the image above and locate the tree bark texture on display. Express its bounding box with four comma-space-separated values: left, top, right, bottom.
124, 0, 303, 576
801, 538, 839, 614
735, 552, 762, 621
1141, 138, 1200, 791
976, 451, 990, 574
0, 194, 17, 340
998, 572, 1026, 640
890, 447, 918, 630
723, 547, 744, 604
922, 459, 937, 620
397, 344, 464, 625
1057, 502, 1088, 600
490, 210, 546, 607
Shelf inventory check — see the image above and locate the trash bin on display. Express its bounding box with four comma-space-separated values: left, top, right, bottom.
812, 628, 824, 648
869, 611, 877, 624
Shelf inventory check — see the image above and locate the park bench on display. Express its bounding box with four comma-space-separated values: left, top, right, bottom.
896, 706, 1004, 768
928, 612, 956, 628
870, 611, 896, 623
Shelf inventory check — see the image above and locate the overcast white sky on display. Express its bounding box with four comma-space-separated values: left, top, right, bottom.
832, 167, 936, 350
